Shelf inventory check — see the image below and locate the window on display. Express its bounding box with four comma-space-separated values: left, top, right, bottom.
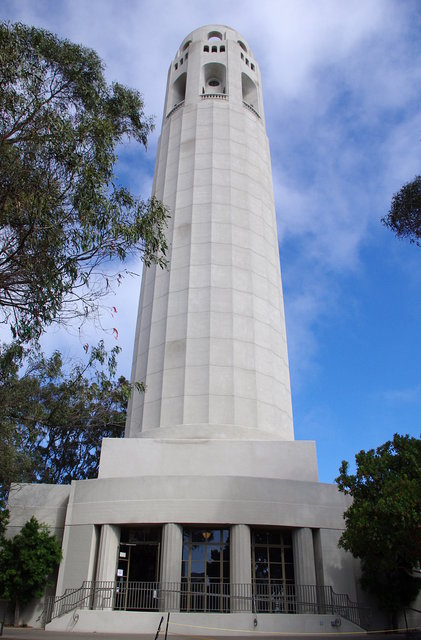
238, 40, 247, 52
251, 528, 295, 613
246, 58, 249, 66
204, 45, 209, 52
211, 45, 217, 53
185, 52, 188, 60
220, 45, 225, 53
208, 30, 222, 40
251, 63, 255, 71
175, 63, 178, 70
180, 57, 183, 65
183, 40, 191, 51
181, 527, 230, 612
241, 52, 244, 60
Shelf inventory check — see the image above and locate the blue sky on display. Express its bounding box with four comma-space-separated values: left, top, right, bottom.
2, 0, 421, 482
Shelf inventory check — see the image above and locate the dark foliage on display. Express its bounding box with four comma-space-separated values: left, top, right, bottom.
0, 22, 168, 342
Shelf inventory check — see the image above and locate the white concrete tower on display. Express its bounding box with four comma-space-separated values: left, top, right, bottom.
126, 25, 294, 441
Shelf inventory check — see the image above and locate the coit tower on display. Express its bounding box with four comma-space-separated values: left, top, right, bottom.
15, 26, 364, 634
126, 24, 293, 442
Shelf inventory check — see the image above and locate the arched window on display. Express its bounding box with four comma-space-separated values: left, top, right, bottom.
242, 72, 258, 111
202, 62, 227, 95
238, 40, 247, 52
169, 72, 187, 110
208, 30, 222, 40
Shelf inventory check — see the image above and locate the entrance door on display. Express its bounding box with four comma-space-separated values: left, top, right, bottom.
115, 527, 161, 610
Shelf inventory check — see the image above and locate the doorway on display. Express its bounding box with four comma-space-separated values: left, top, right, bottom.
115, 527, 161, 610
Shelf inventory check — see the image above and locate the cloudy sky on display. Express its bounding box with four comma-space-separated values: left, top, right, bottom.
2, 0, 421, 482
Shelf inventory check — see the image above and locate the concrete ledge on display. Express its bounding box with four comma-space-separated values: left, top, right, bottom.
47, 609, 364, 635
65, 474, 349, 529
98, 437, 318, 482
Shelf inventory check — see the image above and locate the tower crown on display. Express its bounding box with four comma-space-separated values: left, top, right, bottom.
165, 24, 263, 123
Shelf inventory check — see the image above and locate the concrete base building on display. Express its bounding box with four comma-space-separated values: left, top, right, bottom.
7, 25, 386, 634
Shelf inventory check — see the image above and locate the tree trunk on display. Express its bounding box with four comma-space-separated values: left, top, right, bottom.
13, 600, 19, 627
391, 610, 398, 630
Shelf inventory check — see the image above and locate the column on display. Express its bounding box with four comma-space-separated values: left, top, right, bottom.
230, 524, 252, 612
292, 528, 316, 613
159, 523, 183, 611
94, 524, 120, 609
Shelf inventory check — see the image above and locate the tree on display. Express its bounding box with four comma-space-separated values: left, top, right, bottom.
0, 22, 168, 342
0, 515, 62, 626
0, 341, 135, 501
336, 434, 421, 626
382, 176, 421, 246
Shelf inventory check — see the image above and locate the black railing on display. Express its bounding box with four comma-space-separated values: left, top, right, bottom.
243, 101, 260, 117
201, 93, 228, 100
166, 101, 184, 117
45, 581, 368, 628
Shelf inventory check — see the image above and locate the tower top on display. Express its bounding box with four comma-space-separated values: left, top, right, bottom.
175, 25, 254, 59
164, 24, 263, 123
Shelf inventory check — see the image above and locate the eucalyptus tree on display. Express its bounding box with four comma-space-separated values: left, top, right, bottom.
0, 22, 168, 342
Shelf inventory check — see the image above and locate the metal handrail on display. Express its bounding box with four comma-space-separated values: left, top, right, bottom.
166, 101, 184, 117
45, 581, 370, 628
201, 93, 228, 99
243, 101, 260, 118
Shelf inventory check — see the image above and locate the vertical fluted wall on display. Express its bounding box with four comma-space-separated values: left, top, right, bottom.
126, 26, 293, 441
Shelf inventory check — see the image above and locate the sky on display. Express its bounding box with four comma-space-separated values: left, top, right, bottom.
2, 0, 421, 483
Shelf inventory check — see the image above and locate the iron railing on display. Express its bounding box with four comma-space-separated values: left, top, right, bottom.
45, 581, 368, 628
201, 93, 228, 99
166, 101, 184, 117
243, 101, 260, 117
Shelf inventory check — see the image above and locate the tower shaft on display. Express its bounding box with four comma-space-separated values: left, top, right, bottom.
126, 26, 293, 440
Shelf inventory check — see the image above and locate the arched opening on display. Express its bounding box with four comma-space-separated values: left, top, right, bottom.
169, 72, 187, 109
208, 30, 222, 40
202, 62, 227, 95
183, 40, 191, 51
241, 72, 258, 110
238, 40, 247, 52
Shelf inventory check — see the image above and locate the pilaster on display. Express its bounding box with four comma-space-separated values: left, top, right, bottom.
292, 527, 316, 613
230, 524, 252, 612
160, 523, 183, 611
94, 524, 120, 609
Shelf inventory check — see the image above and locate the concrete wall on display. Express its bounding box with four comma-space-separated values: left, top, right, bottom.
5, 484, 71, 628
47, 609, 365, 635
98, 437, 318, 481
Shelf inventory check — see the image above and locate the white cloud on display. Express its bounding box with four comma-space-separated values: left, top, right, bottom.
2, 0, 420, 383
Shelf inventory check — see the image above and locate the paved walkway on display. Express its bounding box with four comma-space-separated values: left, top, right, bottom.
1, 627, 420, 640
